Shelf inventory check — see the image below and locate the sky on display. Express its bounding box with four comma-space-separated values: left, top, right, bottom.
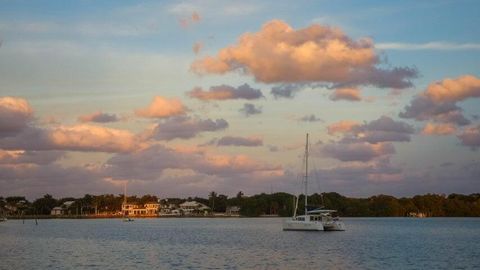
0, 0, 479, 199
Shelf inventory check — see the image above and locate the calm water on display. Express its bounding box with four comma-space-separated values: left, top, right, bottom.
0, 218, 479, 269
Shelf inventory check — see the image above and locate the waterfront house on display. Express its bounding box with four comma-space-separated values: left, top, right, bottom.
226, 206, 241, 216
122, 202, 160, 216
159, 202, 181, 216
51, 206, 64, 215
179, 201, 210, 215
408, 212, 427, 218
145, 202, 160, 215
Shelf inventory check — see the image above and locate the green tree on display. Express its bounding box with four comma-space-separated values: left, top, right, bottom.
32, 194, 57, 215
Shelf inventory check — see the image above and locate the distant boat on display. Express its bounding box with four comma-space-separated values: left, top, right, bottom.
0, 217, 7, 222
282, 133, 345, 231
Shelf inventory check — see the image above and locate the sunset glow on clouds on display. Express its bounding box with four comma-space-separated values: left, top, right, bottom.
191, 20, 417, 89
0, 1, 479, 199
135, 96, 187, 119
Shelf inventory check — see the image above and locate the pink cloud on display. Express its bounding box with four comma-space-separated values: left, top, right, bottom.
425, 75, 480, 103
187, 84, 263, 101
104, 144, 280, 181
135, 96, 187, 119
457, 125, 480, 150
150, 116, 228, 141
191, 11, 201, 22
400, 75, 480, 127
327, 120, 360, 135
179, 11, 202, 28
191, 20, 416, 88
0, 149, 63, 165
192, 41, 203, 55
321, 142, 395, 162
421, 123, 456, 135
48, 124, 141, 153
329, 87, 362, 101
0, 96, 33, 136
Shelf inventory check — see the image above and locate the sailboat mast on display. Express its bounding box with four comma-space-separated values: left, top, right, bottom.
124, 182, 127, 205
305, 133, 309, 215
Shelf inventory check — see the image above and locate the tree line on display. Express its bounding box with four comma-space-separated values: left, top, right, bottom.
1, 192, 479, 217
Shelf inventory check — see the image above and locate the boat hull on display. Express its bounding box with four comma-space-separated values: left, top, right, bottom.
323, 221, 346, 231
282, 220, 324, 231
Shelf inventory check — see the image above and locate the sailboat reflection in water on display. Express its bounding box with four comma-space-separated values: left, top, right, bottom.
283, 134, 345, 231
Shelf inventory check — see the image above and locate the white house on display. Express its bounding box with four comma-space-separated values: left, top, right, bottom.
51, 207, 64, 216
226, 206, 241, 216
179, 201, 210, 215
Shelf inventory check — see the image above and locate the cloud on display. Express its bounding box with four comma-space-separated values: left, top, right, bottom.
457, 125, 480, 150
239, 103, 262, 116
0, 98, 143, 153
399, 95, 470, 126
0, 97, 33, 137
270, 84, 305, 99
48, 124, 141, 153
315, 157, 402, 185
215, 136, 263, 147
179, 11, 201, 28
193, 41, 203, 55
267, 145, 279, 152
191, 20, 417, 89
150, 116, 228, 141
0, 124, 141, 153
103, 144, 279, 181
400, 75, 480, 126
299, 114, 323, 122
329, 87, 362, 101
78, 111, 119, 123
327, 116, 415, 143
327, 120, 360, 135
187, 83, 263, 101
321, 142, 395, 162
421, 123, 456, 135
0, 150, 64, 165
191, 11, 201, 22
376, 42, 480, 51
135, 96, 187, 119
353, 116, 415, 143
425, 75, 480, 103
322, 116, 413, 162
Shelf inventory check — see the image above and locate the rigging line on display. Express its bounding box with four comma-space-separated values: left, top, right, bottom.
309, 137, 325, 208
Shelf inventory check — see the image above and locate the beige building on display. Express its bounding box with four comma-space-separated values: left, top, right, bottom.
122, 202, 160, 216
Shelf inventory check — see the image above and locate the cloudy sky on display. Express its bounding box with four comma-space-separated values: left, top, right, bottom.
1, 0, 479, 199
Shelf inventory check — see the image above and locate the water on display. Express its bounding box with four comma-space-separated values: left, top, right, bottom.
0, 218, 479, 269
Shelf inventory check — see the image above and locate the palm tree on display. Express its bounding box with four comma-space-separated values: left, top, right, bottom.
209, 191, 217, 212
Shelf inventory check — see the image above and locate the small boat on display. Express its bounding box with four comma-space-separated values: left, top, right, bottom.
123, 217, 134, 222
0, 217, 7, 222
283, 134, 345, 231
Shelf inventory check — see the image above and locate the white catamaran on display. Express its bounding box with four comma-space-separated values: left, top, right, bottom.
283, 133, 345, 231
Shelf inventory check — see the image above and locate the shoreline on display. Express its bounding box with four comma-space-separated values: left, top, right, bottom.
4, 215, 478, 220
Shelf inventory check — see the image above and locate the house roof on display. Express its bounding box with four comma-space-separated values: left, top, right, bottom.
180, 201, 209, 208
